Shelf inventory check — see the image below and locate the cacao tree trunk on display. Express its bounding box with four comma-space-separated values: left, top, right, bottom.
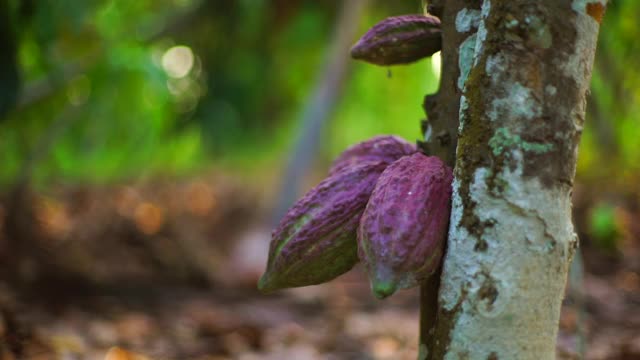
421, 1, 606, 358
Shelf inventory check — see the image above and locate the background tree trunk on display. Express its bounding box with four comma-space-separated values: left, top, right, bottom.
425, 1, 606, 358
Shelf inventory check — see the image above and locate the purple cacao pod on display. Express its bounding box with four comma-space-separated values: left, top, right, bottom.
358, 153, 453, 299
351, 14, 442, 66
259, 160, 389, 292
329, 135, 416, 175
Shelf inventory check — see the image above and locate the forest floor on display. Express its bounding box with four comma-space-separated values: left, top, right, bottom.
0, 174, 638, 360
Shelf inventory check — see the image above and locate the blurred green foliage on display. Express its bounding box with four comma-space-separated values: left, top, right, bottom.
0, 0, 637, 191
588, 202, 620, 251
576, 1, 640, 183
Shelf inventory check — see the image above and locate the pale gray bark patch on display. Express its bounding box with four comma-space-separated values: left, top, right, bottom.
472, 0, 492, 63
486, 78, 542, 121
443, 165, 575, 359
455, 8, 481, 33
457, 95, 469, 132
458, 34, 477, 90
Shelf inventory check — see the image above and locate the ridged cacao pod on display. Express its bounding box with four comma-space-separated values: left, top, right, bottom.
358, 153, 453, 299
259, 160, 389, 292
329, 135, 416, 175
351, 14, 442, 66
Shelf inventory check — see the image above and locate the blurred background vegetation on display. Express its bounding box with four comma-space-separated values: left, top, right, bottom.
0, 0, 638, 261
0, 0, 438, 185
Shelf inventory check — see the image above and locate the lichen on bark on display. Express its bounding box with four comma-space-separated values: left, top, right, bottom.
425, 0, 606, 358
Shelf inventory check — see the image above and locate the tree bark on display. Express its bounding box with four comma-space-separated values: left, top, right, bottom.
418, 0, 477, 355
424, 1, 606, 358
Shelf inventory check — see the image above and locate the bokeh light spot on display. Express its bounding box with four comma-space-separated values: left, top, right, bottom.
162, 45, 194, 78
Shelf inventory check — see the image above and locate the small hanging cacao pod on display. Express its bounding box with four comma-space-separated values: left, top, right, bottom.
350, 14, 442, 66
358, 153, 453, 299
259, 160, 388, 292
329, 135, 416, 175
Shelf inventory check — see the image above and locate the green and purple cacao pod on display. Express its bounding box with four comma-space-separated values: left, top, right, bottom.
350, 14, 442, 66
358, 153, 453, 299
329, 135, 416, 175
259, 160, 389, 292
